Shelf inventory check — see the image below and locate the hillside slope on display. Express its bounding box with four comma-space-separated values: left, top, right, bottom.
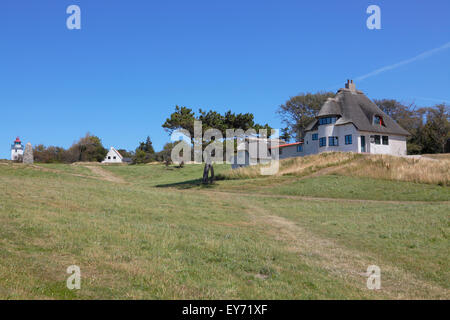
0, 160, 448, 299
219, 152, 450, 186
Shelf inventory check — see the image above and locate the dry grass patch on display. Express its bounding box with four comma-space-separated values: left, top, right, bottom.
277, 152, 359, 176
219, 152, 450, 186
335, 154, 450, 186
219, 152, 361, 180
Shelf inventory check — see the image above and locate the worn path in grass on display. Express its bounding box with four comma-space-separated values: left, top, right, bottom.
239, 199, 449, 299
95, 166, 449, 298
83, 165, 126, 183
23, 163, 126, 184
50, 163, 447, 205
1, 162, 448, 299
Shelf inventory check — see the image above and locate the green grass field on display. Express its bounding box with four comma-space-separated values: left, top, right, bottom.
0, 159, 448, 299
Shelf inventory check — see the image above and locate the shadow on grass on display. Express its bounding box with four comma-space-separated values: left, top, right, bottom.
155, 178, 218, 189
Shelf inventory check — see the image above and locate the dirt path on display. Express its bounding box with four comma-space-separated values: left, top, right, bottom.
402, 155, 441, 162
83, 166, 126, 183
29, 164, 95, 180
239, 200, 449, 299
7, 163, 126, 184
3, 162, 126, 184
183, 186, 449, 299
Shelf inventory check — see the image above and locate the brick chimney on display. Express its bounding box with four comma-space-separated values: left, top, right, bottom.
345, 79, 356, 92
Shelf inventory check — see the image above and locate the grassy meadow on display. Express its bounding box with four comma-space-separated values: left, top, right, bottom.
0, 153, 449, 299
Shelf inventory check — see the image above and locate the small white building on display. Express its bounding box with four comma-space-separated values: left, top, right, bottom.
271, 142, 304, 160
11, 137, 24, 161
230, 137, 285, 169
102, 147, 124, 163
276, 80, 410, 159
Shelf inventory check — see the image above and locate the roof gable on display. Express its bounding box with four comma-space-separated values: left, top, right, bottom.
107, 147, 123, 159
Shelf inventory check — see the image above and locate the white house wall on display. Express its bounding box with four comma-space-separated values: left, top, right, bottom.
230, 124, 408, 169
231, 139, 275, 168
279, 145, 303, 159
316, 123, 359, 154
389, 135, 407, 156
359, 132, 407, 156
303, 131, 319, 155
103, 149, 123, 163
302, 125, 407, 157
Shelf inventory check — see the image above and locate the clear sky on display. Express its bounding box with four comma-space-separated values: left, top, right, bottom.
1, 0, 449, 159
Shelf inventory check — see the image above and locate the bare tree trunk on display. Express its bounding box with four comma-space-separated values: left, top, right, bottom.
202, 163, 214, 184
202, 164, 209, 183
209, 164, 214, 184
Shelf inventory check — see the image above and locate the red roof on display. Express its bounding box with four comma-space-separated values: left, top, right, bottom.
14, 137, 21, 143
270, 141, 303, 149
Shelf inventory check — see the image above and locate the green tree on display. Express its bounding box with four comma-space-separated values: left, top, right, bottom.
155, 142, 188, 163
33, 144, 66, 163
421, 104, 450, 154
138, 136, 155, 154
162, 106, 272, 183
375, 100, 449, 154
374, 99, 424, 154
117, 149, 134, 159
133, 136, 156, 164
133, 149, 149, 164
277, 92, 335, 140
280, 127, 291, 143
162, 106, 197, 137
374, 99, 420, 132
67, 133, 107, 162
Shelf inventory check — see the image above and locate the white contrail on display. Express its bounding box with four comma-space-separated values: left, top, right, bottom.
355, 42, 450, 81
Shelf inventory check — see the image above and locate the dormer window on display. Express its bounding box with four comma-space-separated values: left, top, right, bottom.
374, 115, 385, 126
319, 117, 337, 125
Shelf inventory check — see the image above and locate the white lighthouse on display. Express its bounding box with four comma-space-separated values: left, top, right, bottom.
11, 137, 24, 161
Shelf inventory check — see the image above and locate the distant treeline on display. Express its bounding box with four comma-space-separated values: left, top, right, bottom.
33, 96, 450, 164
33, 134, 174, 164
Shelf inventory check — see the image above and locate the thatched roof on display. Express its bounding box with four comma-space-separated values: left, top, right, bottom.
305, 82, 410, 136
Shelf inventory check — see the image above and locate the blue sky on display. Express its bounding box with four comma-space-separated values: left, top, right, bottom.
1, 0, 449, 158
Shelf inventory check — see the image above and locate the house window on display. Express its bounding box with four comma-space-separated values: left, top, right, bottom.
319, 137, 326, 147
279, 148, 283, 155
374, 135, 381, 145
328, 136, 339, 146
113, 156, 116, 159
382, 136, 389, 145
312, 133, 318, 140
319, 117, 337, 125
297, 145, 303, 152
108, 156, 111, 159
345, 135, 352, 145
374, 115, 385, 126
